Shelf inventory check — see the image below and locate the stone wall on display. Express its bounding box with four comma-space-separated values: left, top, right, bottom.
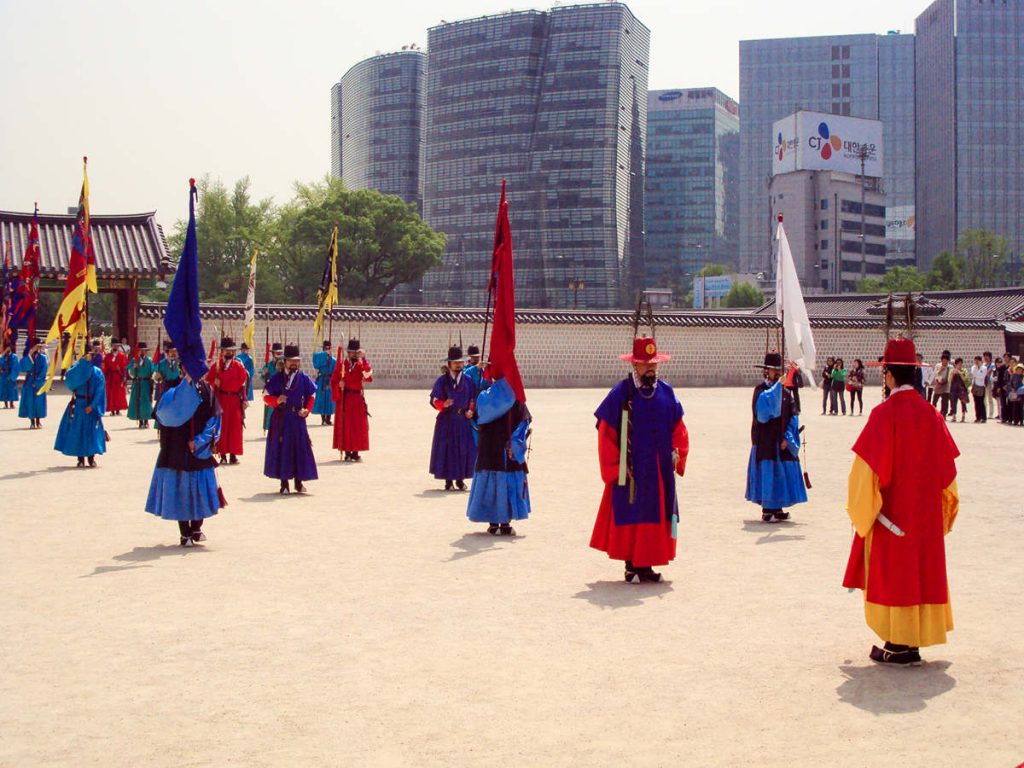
136, 313, 1006, 389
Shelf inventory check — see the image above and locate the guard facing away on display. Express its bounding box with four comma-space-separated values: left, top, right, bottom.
591, 337, 689, 583
746, 352, 808, 522
146, 376, 225, 547
260, 342, 285, 431
429, 346, 478, 491
237, 342, 256, 403
466, 376, 532, 536
0, 342, 20, 408
843, 337, 961, 666
127, 341, 155, 428
206, 337, 248, 465
18, 337, 47, 428
331, 338, 372, 462
54, 356, 107, 468
311, 340, 337, 425
264, 345, 318, 494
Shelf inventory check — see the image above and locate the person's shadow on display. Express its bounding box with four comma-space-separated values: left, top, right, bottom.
446, 531, 522, 562
836, 660, 956, 713
81, 543, 208, 577
741, 519, 806, 545
572, 580, 673, 609
0, 465, 85, 482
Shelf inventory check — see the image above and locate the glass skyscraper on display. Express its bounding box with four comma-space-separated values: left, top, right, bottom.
916, 0, 1023, 268
421, 3, 650, 309
644, 88, 739, 290
330, 50, 426, 208
739, 33, 917, 277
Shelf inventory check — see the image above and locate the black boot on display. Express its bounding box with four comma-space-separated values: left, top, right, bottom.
624, 560, 640, 584
295, 480, 305, 494
279, 480, 290, 495
456, 479, 467, 491
229, 454, 239, 465
76, 457, 85, 468
444, 480, 454, 491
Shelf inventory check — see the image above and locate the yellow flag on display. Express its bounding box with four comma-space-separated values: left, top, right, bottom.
313, 226, 339, 341
243, 248, 258, 351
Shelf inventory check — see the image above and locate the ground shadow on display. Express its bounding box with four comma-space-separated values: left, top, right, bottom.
82, 544, 209, 576
572, 580, 673, 609
741, 519, 806, 545
418, 488, 469, 499
836, 661, 955, 714
79, 564, 153, 578
446, 531, 522, 562
238, 492, 307, 503
0, 465, 85, 482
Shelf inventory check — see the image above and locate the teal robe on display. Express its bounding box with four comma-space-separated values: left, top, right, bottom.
18, 352, 47, 419
0, 351, 20, 402
311, 350, 336, 416
128, 355, 155, 421
237, 351, 256, 401
54, 358, 106, 457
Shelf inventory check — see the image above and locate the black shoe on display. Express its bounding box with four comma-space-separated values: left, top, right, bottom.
870, 643, 922, 666
343, 452, 352, 462
192, 531, 207, 544
295, 481, 305, 494
279, 481, 290, 495
624, 566, 641, 584
76, 457, 85, 468
456, 480, 467, 491
219, 456, 228, 465
325, 417, 332, 426
487, 523, 500, 535
180, 536, 191, 547
773, 510, 790, 522
499, 524, 516, 536
637, 566, 662, 583
444, 480, 454, 491
351, 452, 362, 462
229, 454, 239, 465
87, 456, 96, 468
762, 510, 775, 523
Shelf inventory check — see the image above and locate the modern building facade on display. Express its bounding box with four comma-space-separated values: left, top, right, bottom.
915, 0, 1023, 268
644, 88, 740, 292
421, 3, 650, 309
330, 50, 426, 208
739, 32, 916, 279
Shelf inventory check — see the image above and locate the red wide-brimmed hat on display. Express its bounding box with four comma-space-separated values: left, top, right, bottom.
620, 337, 671, 364
867, 337, 923, 367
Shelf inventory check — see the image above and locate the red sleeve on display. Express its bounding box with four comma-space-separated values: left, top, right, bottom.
597, 421, 621, 485
330, 367, 342, 402
432, 399, 446, 411
672, 419, 689, 475
263, 394, 278, 408
362, 360, 373, 382
305, 396, 315, 412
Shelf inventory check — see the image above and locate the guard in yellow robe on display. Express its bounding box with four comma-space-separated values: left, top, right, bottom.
843, 337, 960, 666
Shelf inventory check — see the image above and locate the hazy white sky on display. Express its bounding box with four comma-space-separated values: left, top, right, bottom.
0, 0, 923, 235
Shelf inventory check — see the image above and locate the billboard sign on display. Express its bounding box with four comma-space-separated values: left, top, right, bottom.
771, 111, 883, 178
886, 205, 916, 240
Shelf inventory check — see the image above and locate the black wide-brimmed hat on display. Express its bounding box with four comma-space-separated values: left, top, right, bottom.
137, 341, 148, 350
240, 342, 249, 350
347, 338, 362, 352
220, 337, 236, 350
446, 346, 466, 363
322, 339, 331, 349
467, 345, 481, 357
163, 339, 175, 350
757, 352, 783, 371
271, 342, 283, 352
284, 344, 301, 360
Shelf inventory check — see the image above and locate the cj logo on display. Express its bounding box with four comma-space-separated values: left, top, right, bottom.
808, 122, 843, 160
775, 132, 797, 161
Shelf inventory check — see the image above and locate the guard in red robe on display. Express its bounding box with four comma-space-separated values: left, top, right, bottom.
102, 346, 129, 415
843, 337, 961, 666
331, 338, 372, 461
591, 337, 690, 583
205, 337, 248, 464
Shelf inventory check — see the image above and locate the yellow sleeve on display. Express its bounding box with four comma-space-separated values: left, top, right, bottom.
942, 479, 959, 534
846, 455, 882, 538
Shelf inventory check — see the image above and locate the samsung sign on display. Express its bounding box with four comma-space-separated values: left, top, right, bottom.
658, 91, 684, 101
771, 110, 883, 178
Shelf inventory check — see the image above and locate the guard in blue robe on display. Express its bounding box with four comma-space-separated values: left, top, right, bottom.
54, 357, 107, 466
0, 346, 20, 407
428, 346, 478, 490
746, 352, 808, 522
18, 339, 47, 427
237, 343, 256, 402
466, 377, 531, 534
463, 344, 485, 393
264, 345, 318, 494
146, 378, 224, 546
311, 340, 337, 425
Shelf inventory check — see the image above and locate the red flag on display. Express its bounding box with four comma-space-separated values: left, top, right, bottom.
487, 180, 525, 403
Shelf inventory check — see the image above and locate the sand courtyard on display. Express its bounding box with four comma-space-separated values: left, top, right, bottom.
1, 385, 1021, 767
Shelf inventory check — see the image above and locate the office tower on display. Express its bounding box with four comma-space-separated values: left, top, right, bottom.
645, 88, 740, 292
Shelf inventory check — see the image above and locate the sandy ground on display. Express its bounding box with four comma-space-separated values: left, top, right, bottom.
1, 384, 1022, 767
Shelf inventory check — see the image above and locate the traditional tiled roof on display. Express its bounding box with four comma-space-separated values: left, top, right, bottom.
754, 287, 1024, 321
138, 302, 1002, 330
0, 210, 171, 280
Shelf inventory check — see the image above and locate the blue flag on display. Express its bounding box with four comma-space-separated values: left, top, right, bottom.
164, 179, 208, 381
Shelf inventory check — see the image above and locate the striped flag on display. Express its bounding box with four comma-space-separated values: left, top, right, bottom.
313, 225, 338, 341
243, 248, 258, 351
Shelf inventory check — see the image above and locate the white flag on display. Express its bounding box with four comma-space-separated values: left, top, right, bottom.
775, 219, 818, 388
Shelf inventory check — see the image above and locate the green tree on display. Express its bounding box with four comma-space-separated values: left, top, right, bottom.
697, 263, 730, 278
274, 177, 446, 305
925, 251, 964, 290
720, 281, 765, 308
953, 228, 1010, 288
856, 265, 928, 294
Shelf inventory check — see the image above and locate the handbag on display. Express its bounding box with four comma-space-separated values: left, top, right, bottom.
971, 384, 986, 398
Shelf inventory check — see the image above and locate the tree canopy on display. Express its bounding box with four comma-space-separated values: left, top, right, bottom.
721, 281, 765, 308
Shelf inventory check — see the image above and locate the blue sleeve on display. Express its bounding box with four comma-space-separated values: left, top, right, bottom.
19, 355, 32, 373
265, 374, 282, 397
192, 415, 220, 458
156, 381, 200, 427
755, 382, 782, 423
90, 369, 106, 412
429, 375, 447, 403
511, 418, 530, 463
784, 413, 800, 456
477, 377, 515, 425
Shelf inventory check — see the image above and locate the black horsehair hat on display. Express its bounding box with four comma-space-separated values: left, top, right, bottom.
446, 346, 466, 363
220, 337, 236, 350
347, 338, 362, 352
271, 342, 283, 352
758, 352, 783, 371
163, 339, 175, 350
284, 344, 301, 360
467, 345, 481, 357
323, 339, 331, 349
137, 341, 148, 349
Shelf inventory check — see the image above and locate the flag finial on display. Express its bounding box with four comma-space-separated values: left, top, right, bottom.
777, 213, 784, 223
189, 177, 196, 187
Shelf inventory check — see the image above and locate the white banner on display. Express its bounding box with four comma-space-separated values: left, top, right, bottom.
772, 110, 883, 178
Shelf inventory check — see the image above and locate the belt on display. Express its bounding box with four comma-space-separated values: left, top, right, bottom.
218, 388, 243, 395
